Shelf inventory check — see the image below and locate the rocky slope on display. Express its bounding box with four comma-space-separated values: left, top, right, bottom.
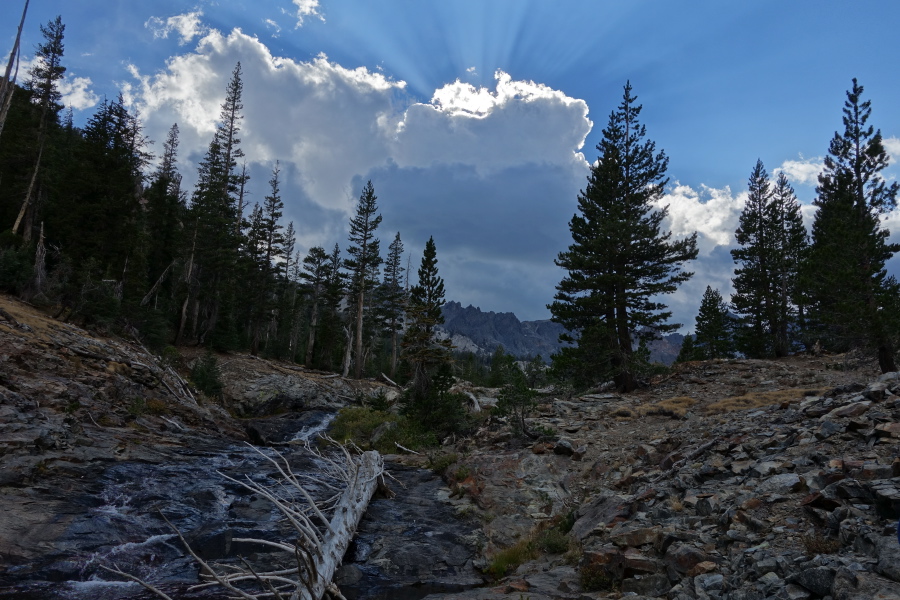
2, 293, 899, 600
427, 355, 900, 599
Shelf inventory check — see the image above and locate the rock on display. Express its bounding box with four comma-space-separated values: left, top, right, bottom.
571, 494, 633, 540
782, 583, 812, 600
553, 438, 575, 456
816, 420, 845, 440
665, 542, 709, 574
751, 461, 781, 477
875, 534, 900, 582
788, 566, 836, 597
824, 401, 871, 418
694, 572, 724, 592
621, 573, 671, 596
609, 525, 662, 548
759, 473, 807, 495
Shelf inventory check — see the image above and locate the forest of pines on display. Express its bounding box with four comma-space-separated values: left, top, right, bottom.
2, 14, 900, 405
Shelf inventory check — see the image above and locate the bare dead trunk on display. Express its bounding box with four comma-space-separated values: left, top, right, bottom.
0, 0, 28, 142
341, 325, 352, 378
12, 142, 42, 235
305, 301, 319, 366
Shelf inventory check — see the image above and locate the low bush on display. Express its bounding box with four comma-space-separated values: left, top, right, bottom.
329, 406, 437, 454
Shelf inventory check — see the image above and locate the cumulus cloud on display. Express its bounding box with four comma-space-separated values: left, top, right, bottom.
145, 11, 206, 45
657, 183, 745, 254
18, 55, 99, 111
775, 154, 824, 186
58, 75, 100, 110
121, 21, 598, 319
392, 70, 592, 175
292, 0, 324, 26
884, 136, 900, 164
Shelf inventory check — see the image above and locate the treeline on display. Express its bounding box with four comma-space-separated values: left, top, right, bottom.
0, 16, 455, 404
677, 79, 900, 371
550, 79, 899, 392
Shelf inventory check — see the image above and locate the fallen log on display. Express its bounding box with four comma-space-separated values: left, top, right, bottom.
105, 440, 385, 600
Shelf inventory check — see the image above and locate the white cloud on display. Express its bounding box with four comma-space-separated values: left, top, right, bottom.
657, 183, 746, 253
391, 70, 592, 175
774, 154, 824, 186
58, 75, 100, 110
122, 21, 599, 319
264, 18, 282, 37
18, 55, 99, 111
292, 0, 324, 26
884, 136, 900, 164
145, 11, 206, 45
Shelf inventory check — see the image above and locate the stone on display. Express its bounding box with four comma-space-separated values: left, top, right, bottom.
553, 438, 575, 456
816, 420, 844, 440
665, 542, 709, 574
621, 573, 671, 596
609, 525, 661, 548
824, 401, 871, 419
571, 494, 633, 540
695, 572, 724, 592
788, 566, 836, 597
759, 473, 807, 495
875, 534, 900, 582
782, 583, 812, 600
751, 461, 781, 477
687, 561, 718, 577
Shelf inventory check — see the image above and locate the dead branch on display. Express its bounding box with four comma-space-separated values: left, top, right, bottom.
103, 441, 385, 600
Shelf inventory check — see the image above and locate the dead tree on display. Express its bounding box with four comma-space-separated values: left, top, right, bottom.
104, 439, 385, 600
0, 0, 28, 143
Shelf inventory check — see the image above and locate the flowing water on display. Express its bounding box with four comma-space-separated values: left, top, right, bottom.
0, 410, 480, 600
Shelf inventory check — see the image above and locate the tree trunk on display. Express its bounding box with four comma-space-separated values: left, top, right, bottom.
12, 143, 42, 235
353, 290, 364, 379
0, 0, 28, 142
305, 301, 319, 367
341, 325, 352, 378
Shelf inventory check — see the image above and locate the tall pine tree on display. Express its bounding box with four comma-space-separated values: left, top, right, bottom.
803, 79, 900, 372
549, 82, 698, 391
345, 180, 382, 378
694, 286, 734, 359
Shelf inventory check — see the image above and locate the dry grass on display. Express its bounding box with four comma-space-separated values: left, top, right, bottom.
641, 396, 697, 418
668, 494, 685, 512
704, 388, 821, 414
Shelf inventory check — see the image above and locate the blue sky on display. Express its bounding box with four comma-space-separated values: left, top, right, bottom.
7, 0, 900, 329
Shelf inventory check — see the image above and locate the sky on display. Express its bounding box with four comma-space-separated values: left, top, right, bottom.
6, 0, 900, 330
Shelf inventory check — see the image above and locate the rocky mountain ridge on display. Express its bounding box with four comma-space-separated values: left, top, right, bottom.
440, 300, 684, 364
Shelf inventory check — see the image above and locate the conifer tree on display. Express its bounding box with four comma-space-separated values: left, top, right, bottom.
694, 286, 734, 359
13, 15, 65, 238
731, 160, 774, 357
731, 161, 808, 357
379, 232, 406, 378
768, 172, 808, 355
675, 334, 699, 363
345, 180, 382, 378
803, 79, 900, 372
300, 245, 330, 366
401, 236, 455, 428
402, 236, 451, 399
549, 82, 698, 391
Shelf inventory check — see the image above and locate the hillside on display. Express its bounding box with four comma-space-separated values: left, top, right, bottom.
440, 300, 684, 364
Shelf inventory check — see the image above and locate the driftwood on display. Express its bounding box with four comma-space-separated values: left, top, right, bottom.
105, 440, 385, 600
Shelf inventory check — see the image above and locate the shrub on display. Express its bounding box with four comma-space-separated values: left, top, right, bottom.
329, 407, 437, 454
536, 528, 568, 554
579, 563, 617, 592
486, 538, 538, 578
191, 352, 224, 400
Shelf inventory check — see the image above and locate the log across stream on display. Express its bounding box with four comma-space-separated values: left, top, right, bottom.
0, 410, 481, 600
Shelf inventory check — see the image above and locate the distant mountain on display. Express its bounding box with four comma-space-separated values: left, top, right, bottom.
438, 301, 683, 365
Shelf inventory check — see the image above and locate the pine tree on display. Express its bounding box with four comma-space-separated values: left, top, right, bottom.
768, 172, 808, 355
345, 180, 382, 378
13, 15, 65, 238
379, 232, 406, 378
300, 245, 330, 367
731, 161, 808, 357
803, 79, 900, 372
731, 160, 774, 357
401, 236, 456, 430
675, 334, 699, 363
402, 236, 451, 399
548, 82, 698, 391
694, 286, 734, 359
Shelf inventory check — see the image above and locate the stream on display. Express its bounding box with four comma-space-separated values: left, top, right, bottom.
0, 410, 481, 599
